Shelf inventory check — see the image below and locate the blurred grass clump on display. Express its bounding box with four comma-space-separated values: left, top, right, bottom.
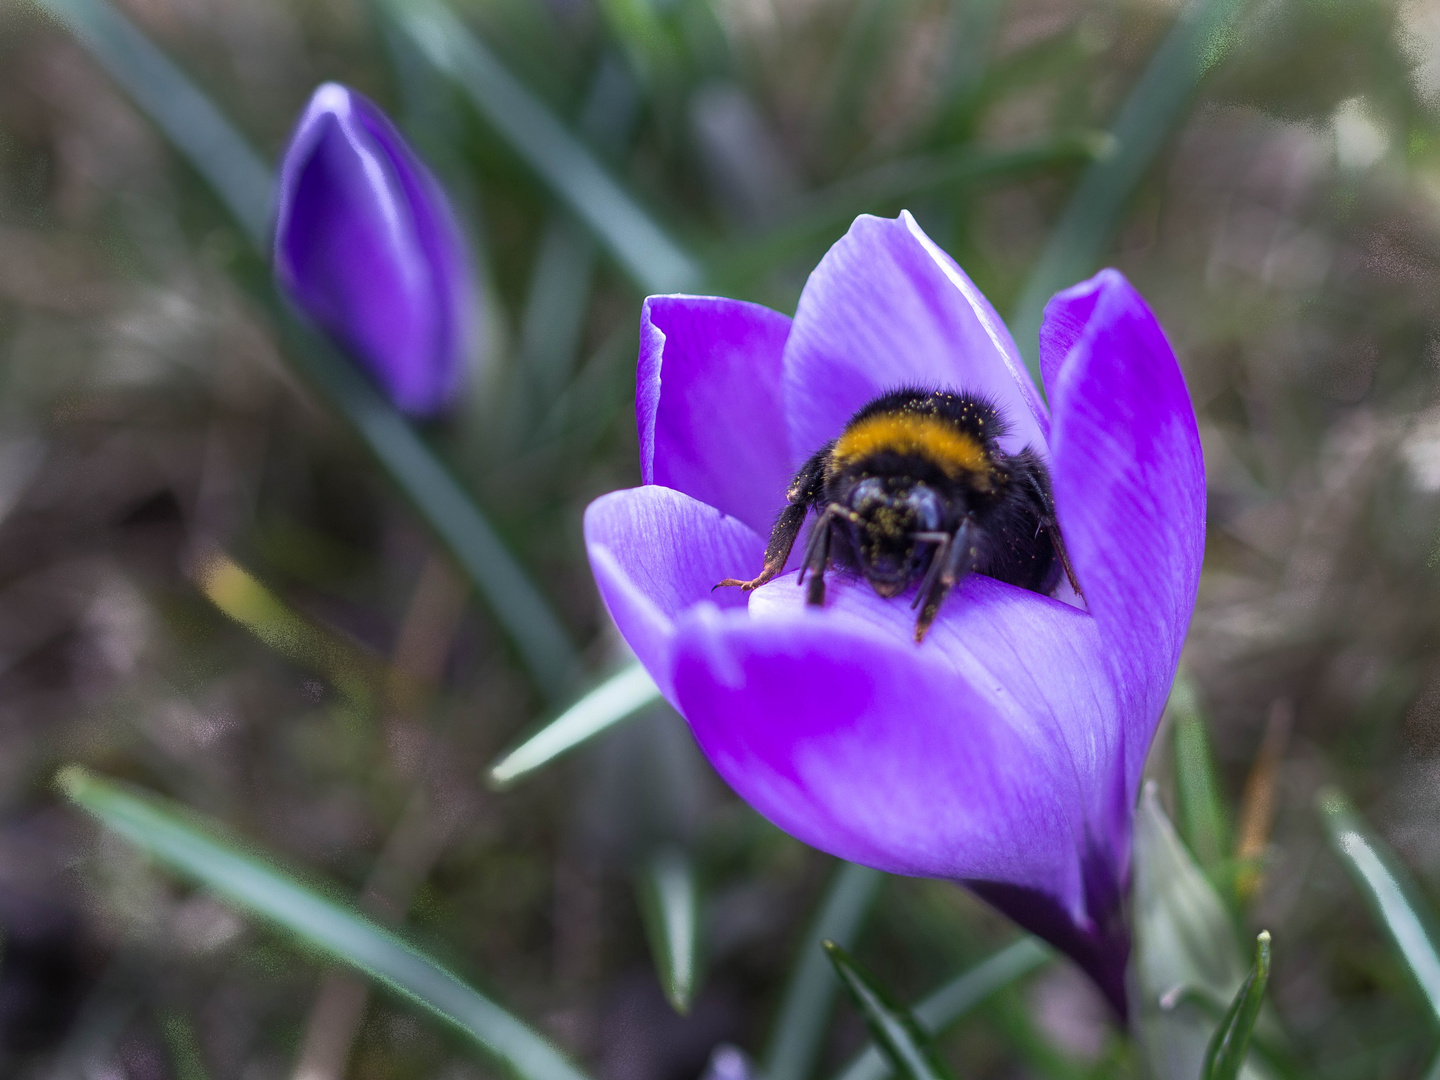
7, 0, 1440, 1076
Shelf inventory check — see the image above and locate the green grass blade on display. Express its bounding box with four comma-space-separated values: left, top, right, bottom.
934, 0, 1004, 116
1008, 0, 1249, 378
517, 57, 640, 416
1318, 788, 1440, 1020
275, 311, 580, 694
518, 216, 599, 407
637, 844, 701, 1015
822, 942, 953, 1080
1170, 675, 1232, 884
194, 547, 376, 705
383, 0, 702, 294
713, 135, 1103, 287
833, 938, 1047, 1080
832, 938, 1049, 1080
1132, 783, 1253, 1080
159, 1010, 213, 1080
59, 768, 593, 1080
1202, 931, 1271, 1080
763, 862, 885, 1080
489, 662, 660, 788
31, 0, 271, 248
910, 936, 1046, 1036
819, 0, 911, 161
596, 0, 674, 86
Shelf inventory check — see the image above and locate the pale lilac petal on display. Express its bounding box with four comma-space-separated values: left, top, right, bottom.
584, 486, 763, 701
1038, 274, 1101, 395
672, 584, 1087, 913
748, 573, 1127, 876
1043, 270, 1205, 803
637, 297, 793, 536
678, 574, 1133, 1013
781, 212, 1048, 469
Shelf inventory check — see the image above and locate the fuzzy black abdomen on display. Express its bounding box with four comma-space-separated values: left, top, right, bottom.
970, 493, 1061, 594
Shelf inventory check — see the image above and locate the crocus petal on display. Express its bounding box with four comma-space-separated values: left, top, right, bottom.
584, 485, 763, 702
637, 297, 794, 536
677, 574, 1133, 1013
672, 577, 1090, 911
275, 84, 472, 416
781, 211, 1049, 469
748, 574, 1121, 827
1043, 270, 1205, 804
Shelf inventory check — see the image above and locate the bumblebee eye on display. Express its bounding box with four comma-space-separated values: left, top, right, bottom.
849, 477, 887, 512
904, 485, 943, 532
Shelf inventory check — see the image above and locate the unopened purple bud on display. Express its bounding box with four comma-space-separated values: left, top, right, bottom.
274, 83, 473, 417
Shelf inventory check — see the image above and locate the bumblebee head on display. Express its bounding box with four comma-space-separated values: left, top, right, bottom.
845, 477, 943, 597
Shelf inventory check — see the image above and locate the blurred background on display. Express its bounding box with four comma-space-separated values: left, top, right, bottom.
3, 0, 1440, 1076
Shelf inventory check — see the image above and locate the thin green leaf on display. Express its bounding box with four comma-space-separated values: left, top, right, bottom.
59, 768, 593, 1080
1008, 0, 1250, 378
488, 662, 660, 788
823, 941, 953, 1080
1132, 783, 1259, 1080
382, 0, 702, 294
1169, 675, 1232, 883
159, 1010, 213, 1080
274, 311, 580, 695
1158, 984, 1299, 1080
763, 862, 885, 1080
933, 0, 1004, 117
32, 0, 271, 247
194, 546, 377, 705
1202, 931, 1272, 1080
637, 844, 701, 1015
1318, 787, 1440, 1020
820, 0, 912, 161
715, 135, 1104, 287
516, 57, 641, 423
833, 938, 1049, 1080
596, 0, 676, 86
518, 216, 598, 404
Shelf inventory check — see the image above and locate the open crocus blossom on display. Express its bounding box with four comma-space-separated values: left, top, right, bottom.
274, 83, 472, 416
584, 212, 1204, 1017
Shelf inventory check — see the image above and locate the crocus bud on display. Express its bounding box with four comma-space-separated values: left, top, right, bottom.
274, 83, 473, 416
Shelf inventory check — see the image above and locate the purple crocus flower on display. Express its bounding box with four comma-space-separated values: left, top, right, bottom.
583, 212, 1204, 1016
274, 83, 473, 416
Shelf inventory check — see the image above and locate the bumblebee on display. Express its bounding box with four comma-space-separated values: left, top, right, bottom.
718, 387, 1081, 642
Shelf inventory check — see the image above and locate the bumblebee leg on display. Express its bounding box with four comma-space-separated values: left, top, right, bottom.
798, 504, 844, 606
909, 532, 950, 611
717, 444, 831, 592
1050, 526, 1084, 599
715, 501, 809, 592
915, 519, 976, 642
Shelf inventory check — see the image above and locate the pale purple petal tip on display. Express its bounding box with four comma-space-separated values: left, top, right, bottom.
671, 594, 1088, 900
781, 212, 1049, 470
638, 296, 793, 537
584, 485, 762, 703
1043, 269, 1206, 807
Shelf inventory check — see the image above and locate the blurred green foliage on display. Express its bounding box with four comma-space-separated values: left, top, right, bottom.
8, 0, 1440, 1077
